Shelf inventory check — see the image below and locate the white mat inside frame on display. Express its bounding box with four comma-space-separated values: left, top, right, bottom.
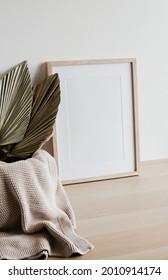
47, 58, 139, 185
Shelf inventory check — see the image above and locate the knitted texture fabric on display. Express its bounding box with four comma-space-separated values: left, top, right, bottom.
0, 149, 93, 259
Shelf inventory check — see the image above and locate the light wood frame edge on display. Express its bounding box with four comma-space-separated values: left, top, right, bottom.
46, 58, 140, 185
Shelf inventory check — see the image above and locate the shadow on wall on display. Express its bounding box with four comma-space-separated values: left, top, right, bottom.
33, 62, 47, 85
42, 138, 53, 156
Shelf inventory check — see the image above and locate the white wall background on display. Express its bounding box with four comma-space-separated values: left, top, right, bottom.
0, 0, 168, 161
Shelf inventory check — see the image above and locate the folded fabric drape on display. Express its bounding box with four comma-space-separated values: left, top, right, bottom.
0, 150, 93, 259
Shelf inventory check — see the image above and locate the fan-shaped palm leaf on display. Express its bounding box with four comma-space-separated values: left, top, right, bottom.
0, 61, 33, 146
11, 73, 60, 159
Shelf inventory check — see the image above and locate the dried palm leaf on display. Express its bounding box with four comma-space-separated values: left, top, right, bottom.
0, 61, 33, 146
10, 73, 60, 159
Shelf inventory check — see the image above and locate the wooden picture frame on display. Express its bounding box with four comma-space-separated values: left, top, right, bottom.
47, 59, 139, 185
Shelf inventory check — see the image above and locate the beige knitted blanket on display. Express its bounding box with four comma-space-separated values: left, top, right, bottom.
0, 150, 93, 259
